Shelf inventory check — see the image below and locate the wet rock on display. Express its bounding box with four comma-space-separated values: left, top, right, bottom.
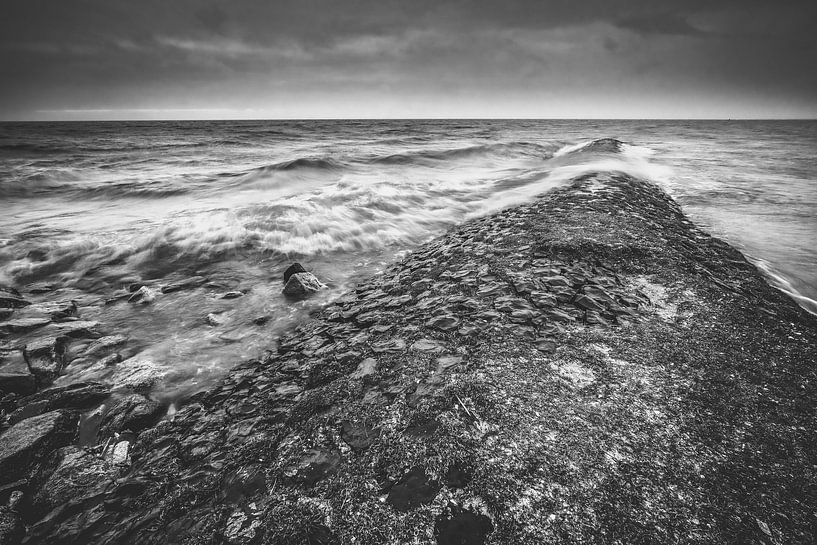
0, 308, 12, 321
340, 420, 378, 451
435, 508, 494, 545
99, 393, 163, 437
0, 410, 78, 485
283, 272, 326, 297
283, 263, 307, 284
82, 335, 127, 358
252, 315, 270, 326
0, 317, 50, 334
17, 300, 78, 322
9, 382, 110, 425
31, 446, 114, 517
221, 291, 244, 299
0, 491, 24, 545
428, 315, 460, 331
23, 336, 68, 385
48, 320, 101, 339
103, 440, 131, 466
386, 466, 441, 512
0, 350, 35, 397
108, 356, 165, 390
128, 286, 156, 304
161, 275, 207, 293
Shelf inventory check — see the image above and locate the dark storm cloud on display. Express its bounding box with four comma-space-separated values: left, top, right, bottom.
0, 0, 815, 119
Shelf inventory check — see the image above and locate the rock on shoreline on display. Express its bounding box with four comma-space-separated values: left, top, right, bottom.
4, 172, 817, 544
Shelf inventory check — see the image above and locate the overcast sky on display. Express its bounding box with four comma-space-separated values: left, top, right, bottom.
1, 0, 815, 120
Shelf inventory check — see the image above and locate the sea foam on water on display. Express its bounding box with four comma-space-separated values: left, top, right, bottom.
1, 119, 816, 398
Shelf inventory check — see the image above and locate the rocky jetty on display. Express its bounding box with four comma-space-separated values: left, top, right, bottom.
2, 172, 817, 544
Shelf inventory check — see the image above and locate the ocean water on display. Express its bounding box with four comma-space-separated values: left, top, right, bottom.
1, 119, 815, 399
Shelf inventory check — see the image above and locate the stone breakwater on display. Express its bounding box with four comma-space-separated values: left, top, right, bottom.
2, 172, 817, 544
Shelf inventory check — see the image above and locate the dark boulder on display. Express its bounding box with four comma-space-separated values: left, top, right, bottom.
283, 263, 307, 284
282, 272, 326, 297
9, 382, 110, 425
0, 410, 78, 485
99, 393, 163, 437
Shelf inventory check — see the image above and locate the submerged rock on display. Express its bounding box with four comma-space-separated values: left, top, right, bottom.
0, 350, 36, 397
161, 276, 207, 294
0, 410, 78, 485
282, 272, 326, 297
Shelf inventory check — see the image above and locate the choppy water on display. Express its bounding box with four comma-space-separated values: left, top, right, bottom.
1, 120, 815, 399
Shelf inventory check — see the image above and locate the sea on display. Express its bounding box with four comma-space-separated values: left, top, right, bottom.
1, 119, 815, 401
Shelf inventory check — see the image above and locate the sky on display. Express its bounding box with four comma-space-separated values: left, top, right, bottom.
1, 0, 815, 120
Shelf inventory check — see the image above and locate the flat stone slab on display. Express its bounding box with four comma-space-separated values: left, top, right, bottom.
0, 410, 78, 485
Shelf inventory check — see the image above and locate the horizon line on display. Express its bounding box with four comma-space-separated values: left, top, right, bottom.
2, 116, 816, 123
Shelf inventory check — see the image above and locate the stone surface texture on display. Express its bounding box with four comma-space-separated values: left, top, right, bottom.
5, 173, 817, 544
